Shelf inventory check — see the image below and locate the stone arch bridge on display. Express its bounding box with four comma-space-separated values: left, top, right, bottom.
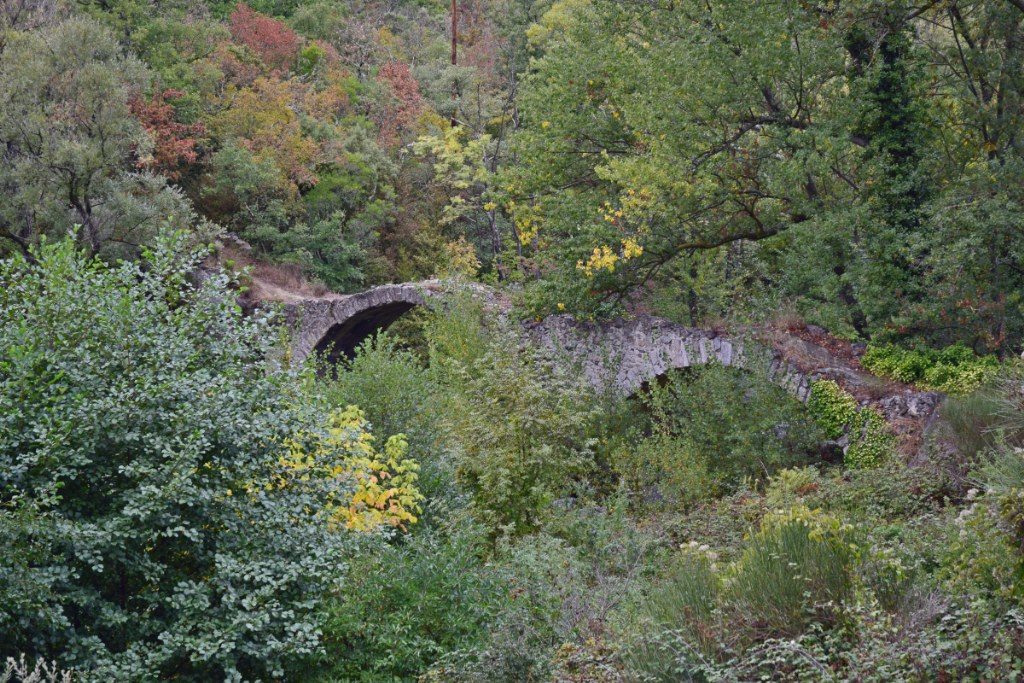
279, 281, 942, 448
282, 281, 795, 395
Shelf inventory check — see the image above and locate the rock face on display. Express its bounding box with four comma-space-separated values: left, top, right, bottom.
277, 281, 944, 453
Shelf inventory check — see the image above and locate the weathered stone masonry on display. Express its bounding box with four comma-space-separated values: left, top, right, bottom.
280, 281, 943, 451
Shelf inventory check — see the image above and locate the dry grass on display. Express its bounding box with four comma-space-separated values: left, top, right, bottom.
213, 243, 332, 303
766, 305, 807, 333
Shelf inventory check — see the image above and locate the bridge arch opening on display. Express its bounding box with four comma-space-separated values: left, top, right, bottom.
312, 300, 419, 364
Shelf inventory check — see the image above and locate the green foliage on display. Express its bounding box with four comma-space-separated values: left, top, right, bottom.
848, 18, 933, 333
611, 433, 716, 512
505, 0, 1024, 349
644, 551, 720, 652
942, 368, 1024, 462
0, 235, 356, 679
0, 18, 211, 258
311, 524, 503, 681
423, 286, 492, 371
618, 364, 823, 507
802, 460, 949, 524
807, 380, 894, 469
942, 389, 1009, 460
628, 506, 857, 680
424, 533, 578, 682
861, 343, 1001, 395
764, 466, 823, 510
944, 445, 1024, 606
806, 379, 861, 440
328, 334, 438, 458
845, 408, 895, 470
427, 503, 661, 683
6, 0, 1024, 680
730, 507, 857, 638
439, 332, 599, 536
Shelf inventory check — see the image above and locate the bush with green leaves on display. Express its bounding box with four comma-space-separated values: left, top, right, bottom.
323, 333, 452, 501
619, 363, 824, 506
627, 506, 858, 680
861, 343, 1000, 395
0, 235, 358, 679
729, 507, 857, 638
941, 369, 1024, 463
308, 523, 504, 681
942, 442, 1024, 607
764, 466, 823, 509
806, 380, 895, 469
437, 330, 600, 537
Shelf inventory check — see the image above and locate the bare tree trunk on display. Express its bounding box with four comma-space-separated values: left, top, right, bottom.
450, 0, 458, 126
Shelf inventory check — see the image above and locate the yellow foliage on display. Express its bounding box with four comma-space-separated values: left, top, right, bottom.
512, 202, 543, 244
576, 238, 643, 277
577, 245, 619, 277
622, 237, 643, 259
412, 127, 493, 226
282, 406, 423, 532
438, 237, 481, 278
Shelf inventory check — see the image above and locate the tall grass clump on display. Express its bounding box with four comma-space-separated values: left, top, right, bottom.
728, 507, 856, 639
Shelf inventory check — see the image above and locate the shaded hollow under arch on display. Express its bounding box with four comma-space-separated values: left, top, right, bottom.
312, 300, 418, 364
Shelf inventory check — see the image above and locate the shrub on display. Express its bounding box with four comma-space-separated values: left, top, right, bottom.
323, 333, 453, 502
439, 333, 599, 537
836, 599, 1024, 681
0, 235, 356, 679
310, 523, 503, 681
329, 334, 437, 453
727, 507, 857, 639
942, 389, 1011, 459
944, 445, 1024, 605
610, 433, 716, 511
942, 371, 1024, 461
629, 363, 823, 500
626, 506, 858, 680
764, 467, 822, 509
861, 343, 1000, 395
646, 550, 721, 650
424, 533, 583, 682
807, 380, 895, 469
624, 547, 722, 682
806, 461, 948, 522
666, 485, 768, 563
282, 405, 423, 532
423, 285, 492, 372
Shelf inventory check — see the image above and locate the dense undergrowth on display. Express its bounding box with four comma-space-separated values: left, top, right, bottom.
4, 237, 1024, 681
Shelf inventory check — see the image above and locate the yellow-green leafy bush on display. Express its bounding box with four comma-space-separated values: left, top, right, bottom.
807, 380, 894, 469
283, 406, 423, 532
861, 343, 999, 395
